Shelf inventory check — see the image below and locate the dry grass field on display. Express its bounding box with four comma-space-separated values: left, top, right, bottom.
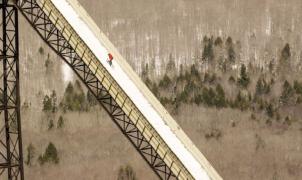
14, 0, 302, 179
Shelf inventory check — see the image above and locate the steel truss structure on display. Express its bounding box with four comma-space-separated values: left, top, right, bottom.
0, 0, 24, 179
15, 0, 177, 179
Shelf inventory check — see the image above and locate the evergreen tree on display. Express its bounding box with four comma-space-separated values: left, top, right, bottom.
233, 91, 249, 110
202, 36, 214, 62
266, 103, 274, 118
281, 43, 291, 61
61, 81, 87, 111
159, 74, 172, 88
141, 63, 149, 80
48, 119, 54, 130
280, 80, 294, 104
190, 64, 200, 78
215, 84, 227, 108
39, 142, 59, 165
238, 64, 250, 88
166, 53, 176, 76
50, 90, 57, 113
214, 37, 223, 47
202, 87, 216, 106
294, 80, 302, 95
87, 91, 98, 106
255, 77, 270, 95
226, 37, 236, 62
226, 37, 233, 47
43, 95, 52, 112
57, 116, 64, 129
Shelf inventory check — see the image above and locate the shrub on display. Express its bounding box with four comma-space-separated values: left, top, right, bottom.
38, 46, 44, 54
144, 77, 153, 89
57, 116, 64, 129
194, 94, 203, 105
117, 165, 137, 180
151, 83, 160, 98
283, 116, 291, 126
251, 113, 256, 120
297, 96, 302, 104
48, 119, 54, 130
205, 129, 222, 140
177, 90, 189, 104
229, 76, 235, 83
228, 46, 236, 62
160, 97, 171, 106
25, 143, 35, 166
45, 54, 52, 70
204, 73, 216, 84
266, 103, 274, 118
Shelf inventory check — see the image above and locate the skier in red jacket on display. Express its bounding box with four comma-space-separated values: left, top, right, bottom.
108, 53, 113, 66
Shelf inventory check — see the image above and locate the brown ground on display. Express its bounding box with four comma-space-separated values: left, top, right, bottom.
14, 0, 302, 179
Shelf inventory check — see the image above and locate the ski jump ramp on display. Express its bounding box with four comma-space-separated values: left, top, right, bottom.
18, 0, 222, 179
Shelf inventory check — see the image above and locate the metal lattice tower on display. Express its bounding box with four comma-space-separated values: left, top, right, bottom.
0, 0, 24, 179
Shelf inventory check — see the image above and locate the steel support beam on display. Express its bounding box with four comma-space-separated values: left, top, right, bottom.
16, 0, 177, 179
0, 1, 24, 180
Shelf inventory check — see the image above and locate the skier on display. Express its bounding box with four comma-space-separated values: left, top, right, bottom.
108, 53, 114, 66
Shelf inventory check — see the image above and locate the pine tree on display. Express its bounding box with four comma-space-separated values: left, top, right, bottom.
238, 64, 250, 88
48, 119, 54, 130
87, 91, 98, 106
281, 43, 291, 61
141, 63, 149, 80
166, 53, 176, 76
226, 37, 236, 62
294, 81, 302, 95
57, 116, 64, 129
39, 142, 59, 165
159, 74, 172, 88
214, 37, 223, 47
266, 103, 274, 118
202, 36, 214, 62
50, 90, 57, 113
215, 84, 227, 108
280, 80, 294, 104
43, 95, 52, 112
